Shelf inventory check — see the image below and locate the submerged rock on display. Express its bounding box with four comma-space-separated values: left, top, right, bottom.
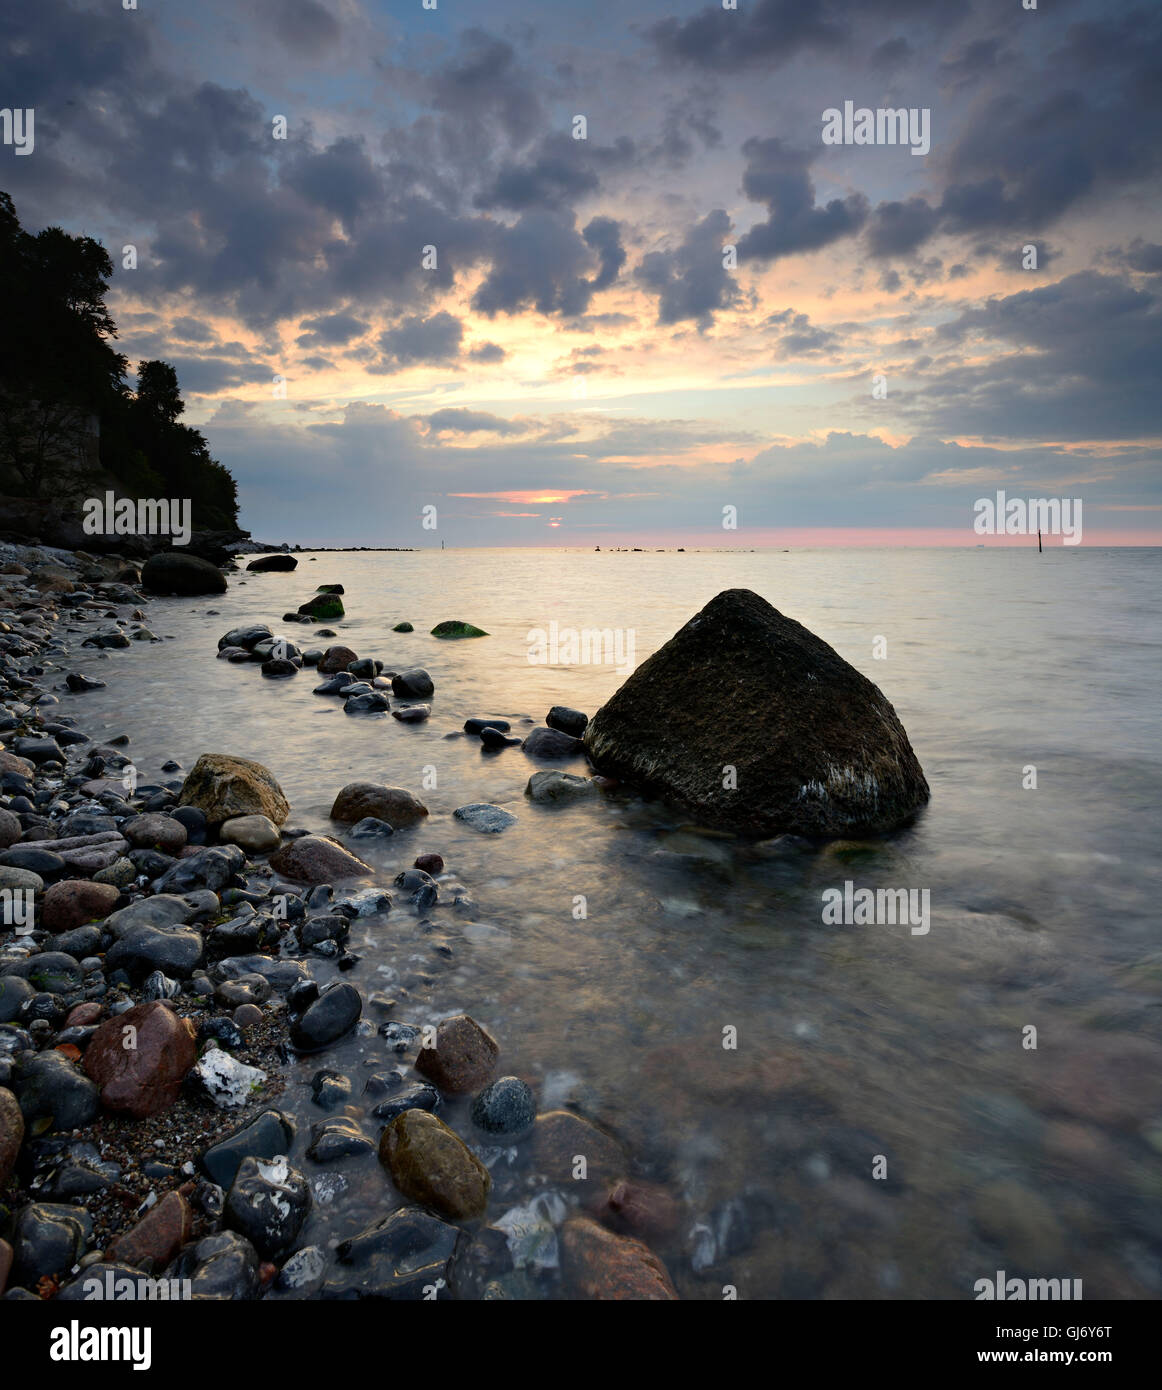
430, 620, 488, 638
378, 1110, 490, 1220
559, 1216, 678, 1300
583, 588, 930, 837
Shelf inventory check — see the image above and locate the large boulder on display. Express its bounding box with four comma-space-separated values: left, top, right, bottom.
83, 1001, 198, 1117
583, 589, 930, 837
178, 754, 290, 827
141, 552, 227, 595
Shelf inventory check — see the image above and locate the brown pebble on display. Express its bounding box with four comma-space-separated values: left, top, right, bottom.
233, 1003, 264, 1029
414, 853, 443, 874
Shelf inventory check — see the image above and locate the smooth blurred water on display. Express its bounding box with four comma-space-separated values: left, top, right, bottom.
59, 547, 1162, 1298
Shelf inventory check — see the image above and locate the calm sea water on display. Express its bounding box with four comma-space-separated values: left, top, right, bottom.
60, 547, 1162, 1298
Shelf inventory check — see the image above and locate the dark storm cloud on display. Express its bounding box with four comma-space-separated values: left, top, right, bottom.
866, 198, 941, 259
295, 312, 369, 348
1112, 241, 1162, 275
765, 310, 838, 357
636, 209, 741, 328
375, 312, 464, 371
425, 409, 526, 436
467, 342, 507, 362
909, 272, 1162, 440
736, 139, 868, 264
429, 27, 544, 145
472, 132, 636, 214
283, 137, 384, 233
863, 6, 1162, 258
253, 0, 341, 53
650, 0, 843, 72
472, 211, 625, 319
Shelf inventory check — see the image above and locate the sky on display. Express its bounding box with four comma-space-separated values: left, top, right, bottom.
3, 0, 1161, 546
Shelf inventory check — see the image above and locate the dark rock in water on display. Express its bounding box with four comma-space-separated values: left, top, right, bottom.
201, 1109, 296, 1188
273, 1245, 328, 1296
270, 835, 370, 885
325, 1208, 461, 1300
413, 852, 443, 874
154, 843, 245, 894
330, 783, 428, 828
547, 705, 589, 737
218, 624, 272, 651
66, 673, 106, 692
314, 673, 353, 694
12, 1202, 92, 1285
391, 668, 434, 698
414, 1013, 499, 1094
142, 552, 227, 596
247, 554, 298, 572
393, 868, 438, 911
290, 982, 362, 1051
262, 657, 299, 678
298, 593, 344, 621
311, 1070, 352, 1110
480, 726, 520, 750
346, 816, 394, 841
347, 657, 378, 679
430, 620, 488, 638
168, 1230, 261, 1299
522, 726, 585, 759
308, 1116, 375, 1163
464, 717, 511, 734
379, 1110, 490, 1219
225, 1156, 310, 1259
215, 955, 311, 994
317, 645, 357, 674
392, 621, 414, 633
344, 691, 390, 714
316, 583, 345, 594
391, 703, 430, 723
471, 1076, 536, 1136
584, 588, 931, 837
370, 1081, 441, 1123
453, 803, 517, 833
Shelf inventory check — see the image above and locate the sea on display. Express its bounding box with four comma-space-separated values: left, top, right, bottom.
56, 545, 1162, 1299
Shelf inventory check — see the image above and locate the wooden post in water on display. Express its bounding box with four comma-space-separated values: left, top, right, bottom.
1038, 529, 1042, 553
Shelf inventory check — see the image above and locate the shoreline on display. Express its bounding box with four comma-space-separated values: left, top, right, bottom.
0, 542, 679, 1301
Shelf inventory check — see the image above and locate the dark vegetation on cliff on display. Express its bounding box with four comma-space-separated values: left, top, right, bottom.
0, 191, 239, 544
